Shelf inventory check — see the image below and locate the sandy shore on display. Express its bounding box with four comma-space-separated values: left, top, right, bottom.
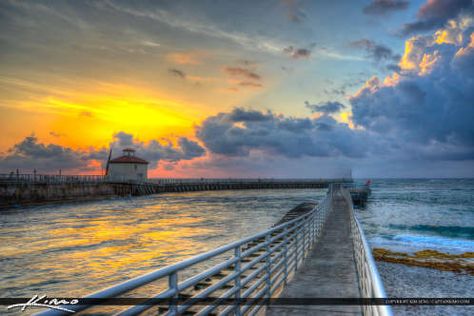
377, 261, 473, 315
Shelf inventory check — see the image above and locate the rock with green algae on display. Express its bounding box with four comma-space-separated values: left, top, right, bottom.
372, 248, 474, 275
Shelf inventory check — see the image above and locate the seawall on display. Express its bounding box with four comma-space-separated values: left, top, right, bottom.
0, 179, 353, 209
0, 183, 132, 209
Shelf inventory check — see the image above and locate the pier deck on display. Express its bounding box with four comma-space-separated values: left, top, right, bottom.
267, 190, 362, 315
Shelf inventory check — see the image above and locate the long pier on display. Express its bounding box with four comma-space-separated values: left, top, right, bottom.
129, 178, 352, 194
35, 184, 390, 316
0, 174, 353, 208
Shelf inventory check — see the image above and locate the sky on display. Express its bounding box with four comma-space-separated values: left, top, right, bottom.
0, 0, 473, 178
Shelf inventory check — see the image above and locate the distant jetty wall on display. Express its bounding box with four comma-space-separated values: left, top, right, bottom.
0, 174, 353, 209
0, 182, 132, 209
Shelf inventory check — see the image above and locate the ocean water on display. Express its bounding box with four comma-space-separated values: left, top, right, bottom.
358, 179, 474, 315
357, 179, 474, 254
0, 189, 325, 299
0, 180, 473, 314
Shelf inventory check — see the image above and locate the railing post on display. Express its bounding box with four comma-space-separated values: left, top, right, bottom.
168, 272, 178, 316
295, 227, 299, 271
312, 212, 316, 243
234, 246, 242, 316
283, 226, 289, 284
265, 234, 271, 298
303, 221, 308, 257
309, 217, 312, 246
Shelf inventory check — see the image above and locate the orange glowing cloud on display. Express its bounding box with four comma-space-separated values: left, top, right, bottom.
434, 17, 472, 45
399, 38, 438, 76
399, 36, 424, 71
400, 17, 473, 76
383, 72, 400, 86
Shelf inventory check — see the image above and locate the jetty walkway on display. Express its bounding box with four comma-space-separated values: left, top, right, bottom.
35, 184, 390, 316
267, 189, 361, 315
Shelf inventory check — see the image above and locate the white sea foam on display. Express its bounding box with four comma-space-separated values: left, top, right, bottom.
370, 234, 474, 254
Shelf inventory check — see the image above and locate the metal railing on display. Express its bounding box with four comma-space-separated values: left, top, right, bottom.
0, 173, 106, 184
36, 193, 332, 316
0, 174, 352, 186
341, 188, 393, 316
149, 178, 352, 185
0, 174, 353, 186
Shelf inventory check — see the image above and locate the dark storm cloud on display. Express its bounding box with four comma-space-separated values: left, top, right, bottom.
305, 101, 346, 113
0, 135, 106, 172
283, 46, 312, 59
363, 0, 409, 15
112, 132, 205, 167
113, 131, 134, 146
168, 68, 186, 79
10, 135, 82, 160
196, 108, 368, 158
0, 132, 207, 173
350, 39, 400, 63
178, 138, 206, 159
401, 0, 472, 35
197, 23, 474, 164
351, 28, 474, 158
228, 108, 272, 122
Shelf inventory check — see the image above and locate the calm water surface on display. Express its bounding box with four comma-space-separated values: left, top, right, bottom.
0, 189, 324, 298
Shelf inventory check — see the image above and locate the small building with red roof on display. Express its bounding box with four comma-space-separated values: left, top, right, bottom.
107, 148, 148, 182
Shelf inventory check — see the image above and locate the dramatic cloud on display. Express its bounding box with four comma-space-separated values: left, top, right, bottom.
283, 46, 312, 59
178, 138, 207, 159
350, 39, 400, 64
401, 0, 472, 35
0, 135, 105, 173
168, 68, 186, 79
305, 101, 346, 113
351, 18, 474, 159
112, 132, 205, 168
195, 17, 474, 167
228, 108, 272, 122
196, 108, 368, 158
363, 0, 409, 15
0, 132, 206, 173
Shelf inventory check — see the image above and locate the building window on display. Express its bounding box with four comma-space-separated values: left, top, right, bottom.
134, 164, 137, 170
